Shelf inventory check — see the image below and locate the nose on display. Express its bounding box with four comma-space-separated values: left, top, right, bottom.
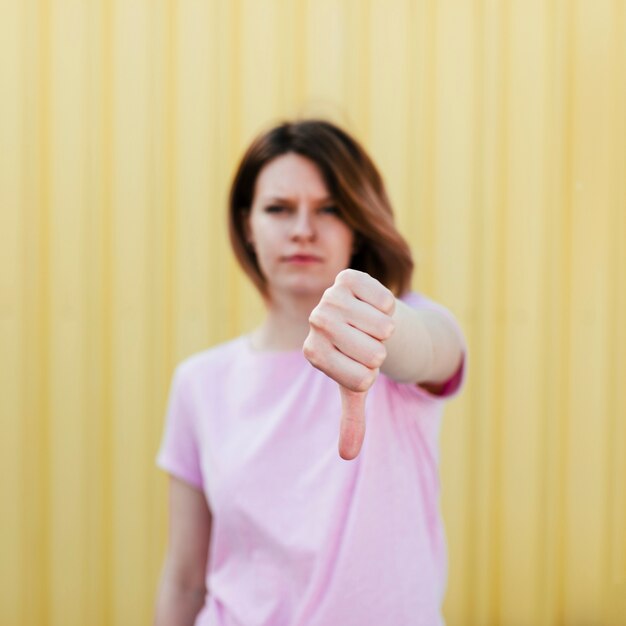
290, 207, 316, 241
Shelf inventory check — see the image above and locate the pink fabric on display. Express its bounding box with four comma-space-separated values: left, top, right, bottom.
156, 292, 467, 626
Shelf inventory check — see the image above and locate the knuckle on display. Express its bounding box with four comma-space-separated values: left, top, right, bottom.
382, 319, 395, 340
321, 285, 343, 306
369, 345, 387, 369
382, 291, 395, 315
302, 337, 314, 358
354, 370, 376, 393
336, 268, 350, 282
353, 378, 368, 393
336, 268, 357, 285
321, 286, 334, 300
308, 308, 330, 332
374, 319, 394, 341
303, 342, 322, 368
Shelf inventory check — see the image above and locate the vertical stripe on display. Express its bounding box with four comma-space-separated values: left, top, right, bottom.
467, 0, 484, 621
405, 0, 418, 258
101, 0, 114, 622
228, 0, 243, 337
34, 0, 51, 622
608, 0, 626, 595
538, 1, 557, 621
556, 0, 576, 619
165, 0, 177, 366
0, 0, 24, 622
489, 0, 511, 621
415, 0, 438, 294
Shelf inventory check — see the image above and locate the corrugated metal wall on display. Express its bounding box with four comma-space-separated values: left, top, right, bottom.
1, 1, 624, 624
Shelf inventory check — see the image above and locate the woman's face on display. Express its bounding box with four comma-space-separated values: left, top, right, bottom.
246, 152, 355, 302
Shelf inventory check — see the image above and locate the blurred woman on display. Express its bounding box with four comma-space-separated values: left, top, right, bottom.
154, 119, 466, 626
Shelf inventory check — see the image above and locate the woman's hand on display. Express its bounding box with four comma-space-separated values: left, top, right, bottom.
303, 269, 396, 460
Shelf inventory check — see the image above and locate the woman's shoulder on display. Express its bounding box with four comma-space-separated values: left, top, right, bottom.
399, 289, 448, 312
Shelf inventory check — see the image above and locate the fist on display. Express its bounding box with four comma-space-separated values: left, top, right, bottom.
303, 269, 396, 459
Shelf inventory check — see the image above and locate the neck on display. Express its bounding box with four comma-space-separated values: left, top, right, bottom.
250, 290, 320, 352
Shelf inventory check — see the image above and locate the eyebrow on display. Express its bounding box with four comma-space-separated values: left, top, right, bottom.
261, 195, 335, 205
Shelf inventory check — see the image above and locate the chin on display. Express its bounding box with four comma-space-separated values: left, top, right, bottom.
275, 277, 331, 301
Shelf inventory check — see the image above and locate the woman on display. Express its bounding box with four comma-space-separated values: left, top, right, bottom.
154, 119, 466, 626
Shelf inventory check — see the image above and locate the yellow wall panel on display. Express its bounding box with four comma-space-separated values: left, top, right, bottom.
1, 1, 625, 624
0, 1, 24, 624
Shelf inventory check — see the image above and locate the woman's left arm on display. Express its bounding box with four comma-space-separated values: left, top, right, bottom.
381, 298, 465, 392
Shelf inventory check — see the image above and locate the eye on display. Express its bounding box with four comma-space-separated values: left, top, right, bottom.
319, 205, 340, 216
264, 204, 286, 213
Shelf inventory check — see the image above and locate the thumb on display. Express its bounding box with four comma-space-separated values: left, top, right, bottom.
338, 385, 368, 460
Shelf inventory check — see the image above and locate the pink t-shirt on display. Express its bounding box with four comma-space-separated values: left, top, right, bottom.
156, 292, 467, 626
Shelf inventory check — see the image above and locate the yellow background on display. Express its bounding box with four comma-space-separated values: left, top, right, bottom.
1, 1, 625, 624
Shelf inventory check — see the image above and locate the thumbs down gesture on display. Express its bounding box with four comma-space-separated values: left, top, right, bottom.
303, 269, 396, 460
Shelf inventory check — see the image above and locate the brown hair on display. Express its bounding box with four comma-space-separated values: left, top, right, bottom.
228, 119, 414, 298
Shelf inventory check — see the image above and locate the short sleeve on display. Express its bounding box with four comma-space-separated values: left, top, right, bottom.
400, 291, 468, 400
156, 364, 204, 490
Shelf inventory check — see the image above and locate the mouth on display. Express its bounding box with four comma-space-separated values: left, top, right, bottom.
282, 254, 323, 264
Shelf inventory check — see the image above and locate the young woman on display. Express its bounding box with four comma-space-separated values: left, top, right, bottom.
154, 119, 467, 626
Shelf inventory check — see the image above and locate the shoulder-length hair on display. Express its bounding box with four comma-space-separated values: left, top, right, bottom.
228, 119, 414, 298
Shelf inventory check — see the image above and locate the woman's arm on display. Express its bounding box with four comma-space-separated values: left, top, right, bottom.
304, 269, 465, 458
381, 297, 464, 390
305, 269, 463, 390
154, 476, 212, 626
